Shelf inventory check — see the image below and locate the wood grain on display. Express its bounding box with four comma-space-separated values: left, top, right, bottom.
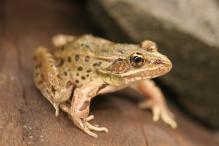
0, 0, 218, 145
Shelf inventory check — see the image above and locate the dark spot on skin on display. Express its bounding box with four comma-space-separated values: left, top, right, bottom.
80, 43, 89, 48
93, 62, 102, 67
87, 69, 92, 73
57, 74, 61, 79
56, 58, 64, 66
64, 71, 68, 76
51, 86, 56, 94
46, 89, 50, 94
67, 56, 71, 62
35, 62, 42, 68
60, 46, 64, 51
81, 76, 85, 80
38, 74, 45, 84
76, 73, 79, 76
86, 74, 89, 77
65, 80, 72, 88
35, 72, 39, 76
118, 50, 123, 54
85, 56, 90, 62
77, 66, 83, 71
147, 48, 154, 52
75, 54, 80, 61
41, 74, 44, 80
93, 63, 98, 67
79, 100, 90, 111
75, 80, 79, 84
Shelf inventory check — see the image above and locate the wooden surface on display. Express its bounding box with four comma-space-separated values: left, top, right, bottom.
0, 0, 218, 146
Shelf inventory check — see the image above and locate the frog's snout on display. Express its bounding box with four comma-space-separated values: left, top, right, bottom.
148, 53, 172, 74
159, 56, 172, 73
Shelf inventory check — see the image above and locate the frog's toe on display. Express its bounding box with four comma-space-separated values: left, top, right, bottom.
78, 120, 108, 138
160, 110, 177, 128
151, 105, 161, 122
70, 115, 108, 138
51, 102, 60, 117
151, 105, 177, 128
139, 100, 177, 128
85, 115, 108, 132
86, 115, 94, 122
85, 122, 108, 133
81, 124, 98, 138
70, 116, 98, 138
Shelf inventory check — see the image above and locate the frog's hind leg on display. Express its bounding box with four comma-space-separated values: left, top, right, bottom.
34, 47, 74, 116
52, 34, 76, 47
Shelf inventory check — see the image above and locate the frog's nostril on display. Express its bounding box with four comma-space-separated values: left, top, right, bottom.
153, 59, 164, 65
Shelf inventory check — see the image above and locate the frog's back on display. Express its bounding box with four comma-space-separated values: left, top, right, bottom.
53, 35, 114, 87
66, 35, 113, 54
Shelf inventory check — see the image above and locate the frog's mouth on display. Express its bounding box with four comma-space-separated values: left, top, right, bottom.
122, 58, 172, 83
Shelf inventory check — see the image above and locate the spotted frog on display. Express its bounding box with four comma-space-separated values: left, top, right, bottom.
34, 34, 176, 138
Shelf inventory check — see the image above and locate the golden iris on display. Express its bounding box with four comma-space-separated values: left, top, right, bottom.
130, 52, 146, 67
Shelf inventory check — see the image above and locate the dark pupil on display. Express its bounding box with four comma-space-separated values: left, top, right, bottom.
133, 56, 143, 63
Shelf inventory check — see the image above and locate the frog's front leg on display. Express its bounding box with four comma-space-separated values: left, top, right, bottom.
131, 79, 177, 128
34, 47, 74, 116
60, 80, 108, 138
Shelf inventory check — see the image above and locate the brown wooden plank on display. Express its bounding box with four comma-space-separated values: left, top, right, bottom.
0, 0, 218, 145
0, 2, 27, 146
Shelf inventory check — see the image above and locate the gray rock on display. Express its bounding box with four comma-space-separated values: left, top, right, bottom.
87, 0, 219, 128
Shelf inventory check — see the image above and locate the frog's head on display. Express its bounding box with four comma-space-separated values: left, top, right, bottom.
98, 40, 172, 84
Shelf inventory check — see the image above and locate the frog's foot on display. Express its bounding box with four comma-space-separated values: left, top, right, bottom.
139, 100, 177, 128
86, 115, 94, 121
70, 115, 108, 138
85, 115, 108, 132
60, 104, 108, 138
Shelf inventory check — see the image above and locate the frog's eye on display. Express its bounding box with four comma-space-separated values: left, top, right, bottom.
130, 53, 146, 67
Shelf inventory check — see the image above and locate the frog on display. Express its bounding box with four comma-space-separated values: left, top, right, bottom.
34, 34, 177, 138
